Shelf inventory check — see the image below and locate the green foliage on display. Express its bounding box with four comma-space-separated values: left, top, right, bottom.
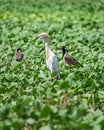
0, 0, 104, 130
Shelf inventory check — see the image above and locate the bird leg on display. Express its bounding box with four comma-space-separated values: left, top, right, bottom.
50, 78, 54, 82
49, 76, 60, 82
23, 59, 30, 69
56, 76, 60, 80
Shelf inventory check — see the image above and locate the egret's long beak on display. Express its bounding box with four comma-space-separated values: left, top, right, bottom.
35, 34, 44, 52
35, 34, 42, 39
32, 35, 40, 42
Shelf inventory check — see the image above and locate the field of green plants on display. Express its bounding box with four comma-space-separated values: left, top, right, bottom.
0, 0, 104, 130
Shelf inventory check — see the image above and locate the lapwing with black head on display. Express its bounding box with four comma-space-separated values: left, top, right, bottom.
61, 46, 83, 67
14, 48, 23, 61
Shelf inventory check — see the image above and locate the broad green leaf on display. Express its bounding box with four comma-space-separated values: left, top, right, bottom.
41, 105, 51, 117
39, 125, 52, 130
26, 118, 36, 125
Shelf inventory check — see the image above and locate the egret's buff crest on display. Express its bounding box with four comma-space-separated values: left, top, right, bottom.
37, 32, 49, 38
36, 32, 50, 45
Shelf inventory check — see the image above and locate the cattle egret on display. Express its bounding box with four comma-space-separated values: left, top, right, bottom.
36, 32, 60, 80
61, 46, 83, 67
14, 48, 23, 61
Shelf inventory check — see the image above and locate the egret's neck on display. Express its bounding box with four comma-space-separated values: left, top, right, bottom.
40, 36, 51, 59
45, 42, 50, 49
43, 37, 50, 44
44, 41, 51, 60
44, 37, 50, 50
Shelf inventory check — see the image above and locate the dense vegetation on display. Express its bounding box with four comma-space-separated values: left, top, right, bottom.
0, 0, 104, 129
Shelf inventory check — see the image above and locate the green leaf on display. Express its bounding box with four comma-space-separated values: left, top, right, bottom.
41, 106, 51, 117
39, 70, 46, 79
28, 77, 34, 84
5, 74, 12, 81
51, 71, 57, 78
59, 80, 69, 89
58, 109, 67, 117
34, 99, 41, 111
26, 118, 36, 125
39, 125, 52, 130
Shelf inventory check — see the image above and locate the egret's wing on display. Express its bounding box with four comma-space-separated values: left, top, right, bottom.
51, 54, 60, 78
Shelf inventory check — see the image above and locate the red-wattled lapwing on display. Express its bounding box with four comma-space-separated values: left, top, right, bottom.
14, 48, 23, 61
36, 32, 60, 80
61, 46, 83, 67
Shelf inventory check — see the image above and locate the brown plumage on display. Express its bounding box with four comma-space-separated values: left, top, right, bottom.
61, 46, 83, 67
14, 48, 23, 61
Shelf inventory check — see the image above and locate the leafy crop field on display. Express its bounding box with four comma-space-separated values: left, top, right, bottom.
0, 0, 104, 130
